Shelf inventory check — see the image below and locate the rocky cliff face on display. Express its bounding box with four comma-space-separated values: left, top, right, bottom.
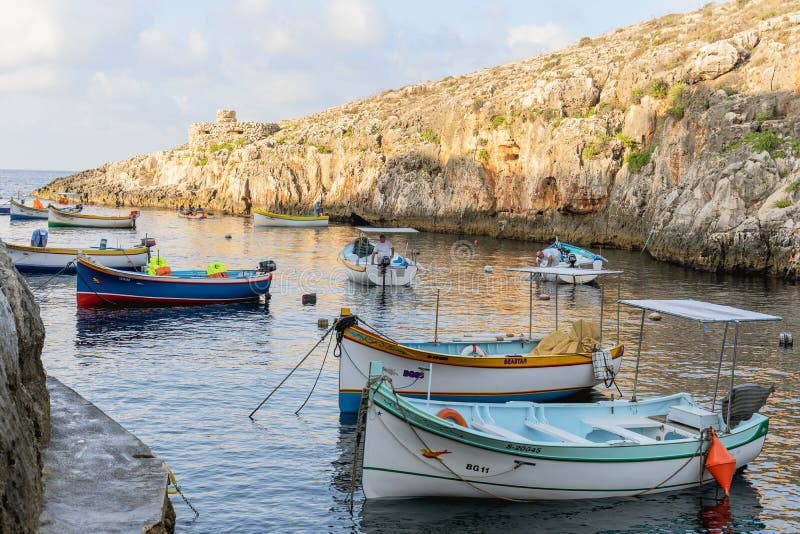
0, 245, 49, 531
37, 0, 800, 276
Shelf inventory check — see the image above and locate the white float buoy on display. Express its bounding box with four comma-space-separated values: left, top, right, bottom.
539, 293, 551, 301
649, 312, 662, 321
484, 265, 493, 273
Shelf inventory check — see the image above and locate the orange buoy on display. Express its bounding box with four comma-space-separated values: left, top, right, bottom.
436, 408, 467, 427
705, 429, 736, 496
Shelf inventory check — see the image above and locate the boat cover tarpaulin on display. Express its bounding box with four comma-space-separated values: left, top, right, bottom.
619, 299, 781, 323
355, 227, 419, 233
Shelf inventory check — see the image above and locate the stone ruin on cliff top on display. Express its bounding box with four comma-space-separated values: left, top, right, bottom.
188, 109, 279, 147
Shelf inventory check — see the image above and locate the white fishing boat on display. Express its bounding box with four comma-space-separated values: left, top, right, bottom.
4, 240, 151, 273
336, 267, 625, 413
536, 240, 608, 284
359, 299, 780, 500
339, 228, 418, 286
48, 205, 139, 228
253, 207, 329, 227
9, 194, 82, 220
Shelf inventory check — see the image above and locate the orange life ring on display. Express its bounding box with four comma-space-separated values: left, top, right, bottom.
436, 408, 467, 427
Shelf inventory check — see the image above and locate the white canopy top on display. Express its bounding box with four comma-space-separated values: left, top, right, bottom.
619, 299, 781, 323
505, 267, 624, 276
356, 227, 418, 233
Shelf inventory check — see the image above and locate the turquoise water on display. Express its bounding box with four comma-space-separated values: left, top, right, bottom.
1, 170, 798, 532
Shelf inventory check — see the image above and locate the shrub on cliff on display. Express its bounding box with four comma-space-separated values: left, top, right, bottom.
626, 150, 652, 173
490, 116, 507, 129
421, 128, 440, 145
648, 79, 669, 99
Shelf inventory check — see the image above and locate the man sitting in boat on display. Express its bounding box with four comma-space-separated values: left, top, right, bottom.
536, 247, 560, 267
371, 235, 394, 265
30, 228, 48, 248
179, 205, 185, 215
313, 201, 321, 216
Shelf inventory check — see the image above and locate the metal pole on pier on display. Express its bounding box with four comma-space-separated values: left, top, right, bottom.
434, 288, 440, 344
528, 275, 533, 339
555, 281, 559, 331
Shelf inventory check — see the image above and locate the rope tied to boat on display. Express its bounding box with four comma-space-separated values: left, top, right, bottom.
30, 259, 77, 291
634, 428, 711, 497
166, 465, 199, 518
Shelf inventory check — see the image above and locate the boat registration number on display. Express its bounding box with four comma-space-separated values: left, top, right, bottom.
118, 277, 130, 282
506, 444, 542, 453
466, 463, 490, 473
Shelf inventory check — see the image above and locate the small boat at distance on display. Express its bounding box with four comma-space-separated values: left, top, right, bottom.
536, 240, 608, 284
253, 207, 329, 227
10, 198, 81, 220
49, 205, 139, 228
76, 256, 275, 307
0, 201, 9, 215
177, 211, 206, 220
339, 228, 419, 286
359, 299, 780, 500
4, 240, 151, 273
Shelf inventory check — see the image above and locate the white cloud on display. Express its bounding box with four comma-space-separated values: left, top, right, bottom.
87, 71, 149, 100
0, 2, 61, 67
173, 95, 191, 113
188, 29, 208, 59
506, 23, 571, 58
327, 0, 384, 45
0, 66, 59, 91
137, 28, 166, 53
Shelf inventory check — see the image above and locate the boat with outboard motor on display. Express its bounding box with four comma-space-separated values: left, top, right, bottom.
253, 207, 329, 227
359, 299, 779, 500
339, 227, 418, 286
536, 240, 608, 284
4, 238, 152, 273
76, 255, 275, 307
49, 205, 139, 228
336, 266, 625, 412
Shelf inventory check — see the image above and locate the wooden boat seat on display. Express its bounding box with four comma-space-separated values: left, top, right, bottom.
471, 421, 534, 443
583, 416, 660, 444
523, 419, 593, 444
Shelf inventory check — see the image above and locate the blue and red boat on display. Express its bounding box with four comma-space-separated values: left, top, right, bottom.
76, 256, 275, 307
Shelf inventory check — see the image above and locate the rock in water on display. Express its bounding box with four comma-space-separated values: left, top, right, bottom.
0, 246, 49, 532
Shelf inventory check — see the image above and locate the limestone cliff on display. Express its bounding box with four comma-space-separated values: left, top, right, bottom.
0, 244, 49, 531
37, 0, 800, 276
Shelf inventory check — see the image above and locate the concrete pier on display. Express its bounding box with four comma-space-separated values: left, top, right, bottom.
39, 377, 175, 533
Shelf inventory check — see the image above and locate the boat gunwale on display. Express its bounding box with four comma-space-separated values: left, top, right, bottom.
77, 257, 272, 285
49, 206, 135, 221
369, 382, 768, 462
5, 243, 149, 256
343, 324, 622, 369
252, 207, 329, 221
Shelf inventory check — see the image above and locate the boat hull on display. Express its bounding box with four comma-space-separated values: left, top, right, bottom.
338, 325, 623, 413
363, 387, 768, 500
253, 208, 329, 227
10, 199, 47, 220
49, 206, 137, 228
341, 261, 418, 287
76, 258, 272, 307
5, 243, 149, 273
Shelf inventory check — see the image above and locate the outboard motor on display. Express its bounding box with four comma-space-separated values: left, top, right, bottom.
567, 253, 578, 268
258, 260, 277, 273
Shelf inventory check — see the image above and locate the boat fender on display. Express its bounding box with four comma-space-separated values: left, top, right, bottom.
155, 266, 172, 276
460, 344, 486, 357
436, 408, 468, 427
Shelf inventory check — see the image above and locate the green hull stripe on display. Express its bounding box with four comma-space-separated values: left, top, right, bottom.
364, 466, 713, 493
372, 394, 768, 463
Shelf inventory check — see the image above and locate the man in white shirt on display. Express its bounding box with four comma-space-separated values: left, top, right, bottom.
371, 234, 394, 265
536, 247, 560, 267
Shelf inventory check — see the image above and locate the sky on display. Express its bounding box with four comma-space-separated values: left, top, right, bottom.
0, 0, 715, 171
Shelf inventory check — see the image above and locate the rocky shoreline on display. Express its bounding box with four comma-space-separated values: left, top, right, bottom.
36, 0, 800, 277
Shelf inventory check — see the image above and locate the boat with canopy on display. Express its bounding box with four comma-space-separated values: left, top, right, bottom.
358, 299, 780, 500
338, 227, 419, 287
535, 240, 608, 284
253, 207, 329, 227
49, 205, 140, 228
335, 266, 625, 413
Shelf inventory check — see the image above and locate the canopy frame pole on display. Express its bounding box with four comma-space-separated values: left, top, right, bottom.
434, 288, 440, 344
710, 321, 729, 412
616, 273, 621, 345
528, 275, 533, 339
555, 281, 559, 331
631, 309, 646, 402
599, 282, 605, 345
725, 321, 740, 433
